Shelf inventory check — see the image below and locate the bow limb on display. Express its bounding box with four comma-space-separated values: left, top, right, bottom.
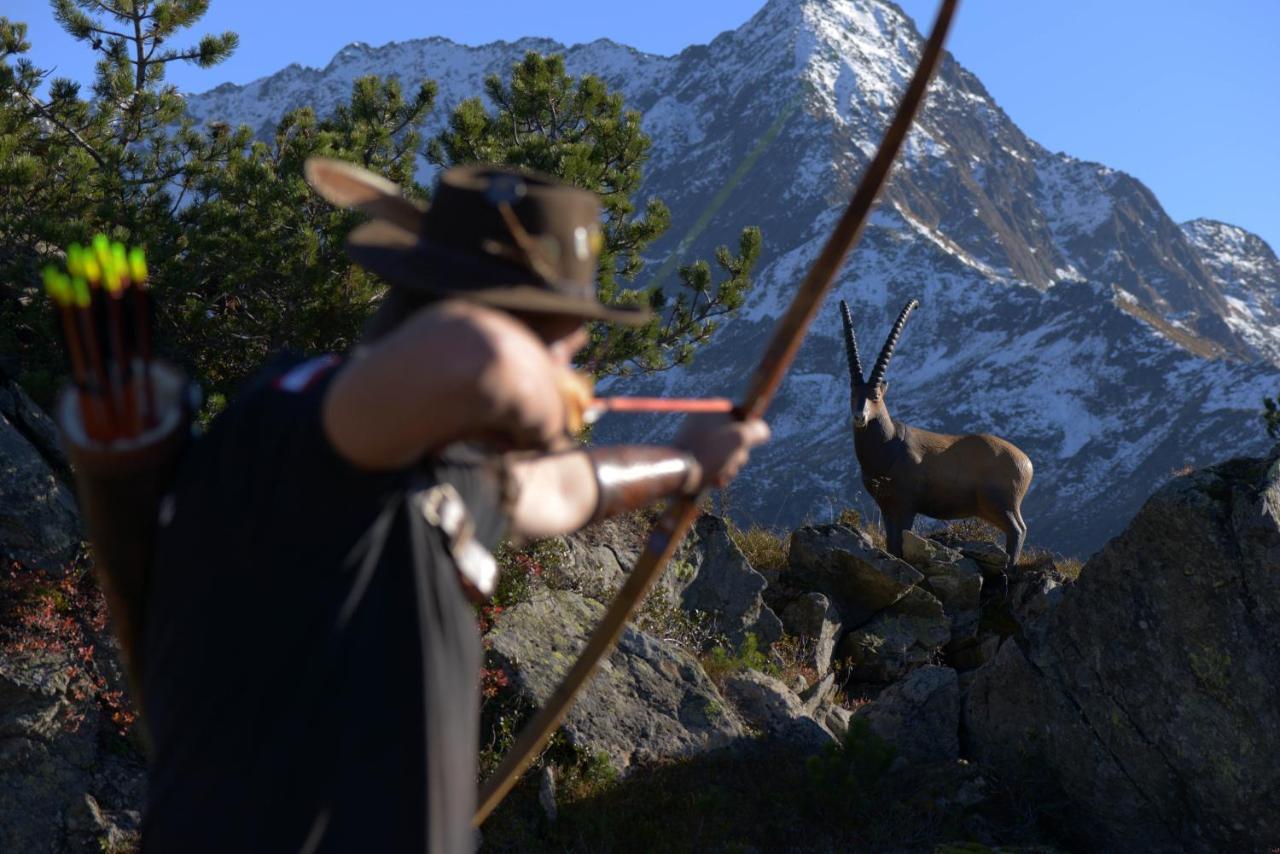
474, 0, 959, 825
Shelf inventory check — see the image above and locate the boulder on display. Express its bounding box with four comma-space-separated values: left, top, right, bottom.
964, 449, 1280, 852
903, 532, 983, 646
0, 375, 70, 479
822, 704, 853, 741
0, 397, 80, 573
853, 665, 959, 765
946, 632, 1001, 672
556, 535, 627, 598
678, 515, 782, 647
837, 587, 950, 683
798, 671, 836, 716
788, 525, 922, 626
932, 537, 1008, 580
780, 592, 842, 675
0, 648, 143, 852
1005, 563, 1064, 646
720, 669, 834, 753
487, 589, 743, 773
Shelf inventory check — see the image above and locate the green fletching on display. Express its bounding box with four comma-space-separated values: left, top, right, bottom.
112, 243, 128, 280
66, 244, 85, 278
128, 247, 148, 283
83, 255, 101, 285
72, 277, 91, 308
92, 233, 110, 261
42, 267, 66, 304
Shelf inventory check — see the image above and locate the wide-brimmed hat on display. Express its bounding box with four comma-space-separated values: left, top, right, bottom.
304, 158, 652, 326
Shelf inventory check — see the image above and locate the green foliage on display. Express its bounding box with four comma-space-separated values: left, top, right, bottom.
804, 717, 896, 818
1264, 394, 1280, 440
430, 51, 762, 378
701, 632, 775, 685
162, 75, 435, 399
0, 4, 241, 396
1, 5, 438, 403
5, 19, 755, 404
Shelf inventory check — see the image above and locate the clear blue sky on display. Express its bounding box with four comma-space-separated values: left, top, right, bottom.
11, 1, 1280, 251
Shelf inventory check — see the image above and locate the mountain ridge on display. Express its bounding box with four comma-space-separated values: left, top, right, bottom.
182, 0, 1280, 556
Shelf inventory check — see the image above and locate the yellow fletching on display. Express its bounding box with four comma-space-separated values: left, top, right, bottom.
83, 256, 102, 285
128, 246, 148, 283
72, 277, 91, 308
42, 267, 66, 304
66, 244, 85, 279
103, 261, 123, 294
112, 243, 128, 279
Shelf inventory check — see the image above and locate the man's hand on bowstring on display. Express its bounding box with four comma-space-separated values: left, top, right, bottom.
673, 411, 771, 491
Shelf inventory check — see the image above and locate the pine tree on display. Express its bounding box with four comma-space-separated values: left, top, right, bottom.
429, 52, 762, 377
165, 76, 437, 404
2, 7, 437, 405
0, 4, 240, 399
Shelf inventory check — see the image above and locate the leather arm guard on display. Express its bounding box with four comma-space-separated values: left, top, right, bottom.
586, 446, 702, 524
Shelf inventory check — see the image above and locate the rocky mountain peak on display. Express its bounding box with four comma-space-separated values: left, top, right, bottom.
180, 3, 1280, 557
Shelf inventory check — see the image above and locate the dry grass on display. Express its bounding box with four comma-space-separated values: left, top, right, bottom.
769, 634, 820, 692
927, 517, 1003, 546
834, 508, 886, 549
727, 522, 790, 571
1054, 556, 1084, 580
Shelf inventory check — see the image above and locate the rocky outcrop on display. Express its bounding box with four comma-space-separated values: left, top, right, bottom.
720, 669, 834, 753
780, 592, 841, 676
837, 587, 950, 683
0, 376, 80, 572
854, 665, 959, 765
487, 589, 743, 773
788, 525, 921, 626
965, 448, 1280, 852
0, 645, 143, 852
903, 532, 983, 646
678, 516, 782, 647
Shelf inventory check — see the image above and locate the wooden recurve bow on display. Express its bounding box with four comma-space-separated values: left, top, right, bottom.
475, 0, 960, 824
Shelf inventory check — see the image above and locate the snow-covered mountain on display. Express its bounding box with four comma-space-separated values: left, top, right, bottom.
185, 0, 1280, 557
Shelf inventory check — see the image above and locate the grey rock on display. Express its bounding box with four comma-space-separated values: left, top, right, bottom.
948, 540, 1009, 579
537, 766, 557, 825
0, 646, 144, 853
780, 592, 842, 675
901, 530, 962, 568
823, 704, 853, 741
788, 525, 922, 627
0, 404, 81, 573
64, 793, 139, 854
838, 587, 950, 682
798, 671, 836, 716
557, 535, 627, 598
488, 590, 743, 773
854, 665, 959, 765
904, 532, 983, 646
947, 632, 1001, 672
965, 449, 1280, 852
721, 669, 834, 753
1006, 564, 1064, 646
679, 515, 782, 647
0, 377, 70, 479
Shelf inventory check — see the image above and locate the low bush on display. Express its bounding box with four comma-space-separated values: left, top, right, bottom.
726, 521, 789, 571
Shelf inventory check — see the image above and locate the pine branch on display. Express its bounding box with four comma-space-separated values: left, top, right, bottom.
17, 89, 107, 168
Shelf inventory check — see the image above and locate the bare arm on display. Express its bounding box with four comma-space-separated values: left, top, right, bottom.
505, 414, 771, 540
506, 451, 599, 540
322, 301, 568, 470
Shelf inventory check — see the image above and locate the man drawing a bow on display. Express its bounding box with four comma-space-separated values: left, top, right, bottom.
140, 160, 769, 852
